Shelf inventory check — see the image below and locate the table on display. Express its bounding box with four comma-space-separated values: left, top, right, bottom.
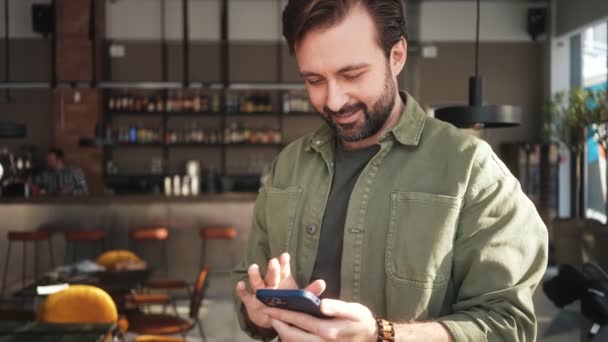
14, 268, 153, 298
0, 321, 115, 342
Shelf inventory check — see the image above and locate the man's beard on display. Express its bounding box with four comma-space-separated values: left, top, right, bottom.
320, 69, 397, 142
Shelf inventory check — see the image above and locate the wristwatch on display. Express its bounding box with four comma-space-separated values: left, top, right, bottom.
376, 318, 395, 342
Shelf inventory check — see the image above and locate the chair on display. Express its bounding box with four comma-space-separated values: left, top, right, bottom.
199, 227, 237, 272
129, 227, 189, 298
38, 284, 128, 340
96, 249, 144, 271
1, 231, 55, 298
127, 267, 209, 341
64, 229, 108, 263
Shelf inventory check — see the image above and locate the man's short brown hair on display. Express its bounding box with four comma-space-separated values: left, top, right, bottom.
282, 0, 408, 57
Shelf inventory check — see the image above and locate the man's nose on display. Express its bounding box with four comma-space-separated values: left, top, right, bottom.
325, 82, 349, 113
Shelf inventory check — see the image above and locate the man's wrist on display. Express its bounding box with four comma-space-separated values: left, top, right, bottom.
241, 304, 276, 339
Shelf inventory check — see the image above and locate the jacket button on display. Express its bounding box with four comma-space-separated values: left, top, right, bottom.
307, 224, 317, 234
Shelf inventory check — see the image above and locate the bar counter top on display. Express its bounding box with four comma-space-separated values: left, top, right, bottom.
0, 192, 258, 205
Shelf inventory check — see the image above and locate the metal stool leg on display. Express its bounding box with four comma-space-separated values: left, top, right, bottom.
1, 241, 12, 298
200, 239, 207, 269
63, 241, 69, 265
163, 240, 168, 278
47, 239, 55, 269
21, 242, 26, 289
34, 241, 39, 283
71, 241, 77, 263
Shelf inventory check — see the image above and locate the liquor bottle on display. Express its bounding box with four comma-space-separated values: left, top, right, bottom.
282, 92, 290, 113
211, 93, 220, 113
108, 97, 115, 111
156, 96, 164, 112
193, 93, 201, 112
166, 91, 174, 112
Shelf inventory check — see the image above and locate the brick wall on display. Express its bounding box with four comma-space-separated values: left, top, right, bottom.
51, 0, 105, 195
52, 89, 104, 195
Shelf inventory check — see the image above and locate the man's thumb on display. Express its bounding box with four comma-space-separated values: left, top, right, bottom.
305, 279, 326, 297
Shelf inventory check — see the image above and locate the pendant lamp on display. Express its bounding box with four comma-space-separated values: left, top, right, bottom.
434, 0, 521, 128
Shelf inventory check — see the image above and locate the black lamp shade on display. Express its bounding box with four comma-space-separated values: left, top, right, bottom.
434, 105, 522, 128
0, 123, 26, 138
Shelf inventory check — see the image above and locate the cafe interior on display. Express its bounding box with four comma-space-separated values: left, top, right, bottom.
0, 0, 607, 341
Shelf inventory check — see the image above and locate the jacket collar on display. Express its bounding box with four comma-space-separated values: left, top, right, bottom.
305, 91, 427, 151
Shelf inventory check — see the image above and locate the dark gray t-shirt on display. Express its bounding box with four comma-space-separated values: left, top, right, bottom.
310, 141, 380, 299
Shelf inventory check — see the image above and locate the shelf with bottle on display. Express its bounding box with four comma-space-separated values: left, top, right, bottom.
165, 123, 223, 146
282, 90, 317, 116
101, 122, 164, 146
223, 122, 282, 145
225, 90, 277, 115
106, 89, 222, 115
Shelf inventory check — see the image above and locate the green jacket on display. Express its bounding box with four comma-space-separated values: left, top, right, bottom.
232, 92, 548, 341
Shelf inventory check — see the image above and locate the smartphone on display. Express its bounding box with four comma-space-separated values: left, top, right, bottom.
256, 289, 331, 318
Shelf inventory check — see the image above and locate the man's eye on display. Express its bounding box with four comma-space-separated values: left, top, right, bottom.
306, 79, 323, 86
344, 73, 362, 81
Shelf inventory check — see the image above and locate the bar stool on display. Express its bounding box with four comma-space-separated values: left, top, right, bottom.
1, 231, 55, 298
199, 227, 237, 273
64, 230, 108, 263
129, 227, 188, 293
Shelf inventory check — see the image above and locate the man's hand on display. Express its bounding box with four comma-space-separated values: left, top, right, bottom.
235, 253, 326, 329
264, 298, 377, 342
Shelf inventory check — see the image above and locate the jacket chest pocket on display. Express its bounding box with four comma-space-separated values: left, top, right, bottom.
264, 186, 302, 256
385, 191, 461, 289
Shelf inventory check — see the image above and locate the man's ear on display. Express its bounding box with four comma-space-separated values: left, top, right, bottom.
390, 37, 407, 77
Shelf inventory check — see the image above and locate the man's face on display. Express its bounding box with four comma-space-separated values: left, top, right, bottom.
47, 153, 58, 170
294, 5, 398, 143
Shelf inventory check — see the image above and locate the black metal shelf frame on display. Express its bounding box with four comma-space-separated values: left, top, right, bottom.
101, 0, 314, 189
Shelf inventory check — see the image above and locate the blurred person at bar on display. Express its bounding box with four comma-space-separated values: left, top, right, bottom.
34, 148, 88, 195
233, 0, 548, 341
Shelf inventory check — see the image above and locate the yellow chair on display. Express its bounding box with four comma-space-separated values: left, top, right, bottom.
96, 249, 144, 271
38, 285, 118, 323
38, 285, 128, 340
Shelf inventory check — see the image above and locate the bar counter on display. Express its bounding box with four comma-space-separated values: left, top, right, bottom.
0, 193, 258, 294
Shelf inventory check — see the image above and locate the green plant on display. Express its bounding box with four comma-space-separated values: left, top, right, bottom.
543, 88, 608, 151
543, 87, 608, 218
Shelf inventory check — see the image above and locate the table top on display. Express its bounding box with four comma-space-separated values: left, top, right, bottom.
0, 321, 115, 342
14, 268, 154, 299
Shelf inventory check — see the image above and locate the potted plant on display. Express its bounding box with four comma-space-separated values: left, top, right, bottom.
543, 87, 608, 269
580, 90, 608, 270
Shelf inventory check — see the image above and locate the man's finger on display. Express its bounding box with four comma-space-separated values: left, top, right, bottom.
320, 299, 369, 321
265, 307, 328, 337
271, 318, 323, 342
304, 279, 326, 297
248, 264, 265, 291
279, 253, 291, 280
264, 258, 280, 288
235, 281, 256, 306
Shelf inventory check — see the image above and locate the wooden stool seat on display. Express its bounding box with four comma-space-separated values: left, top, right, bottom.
128, 313, 193, 335
127, 293, 171, 305
64, 230, 107, 241
136, 336, 185, 342
7, 231, 51, 241
146, 279, 188, 290
199, 227, 237, 240
129, 227, 169, 241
